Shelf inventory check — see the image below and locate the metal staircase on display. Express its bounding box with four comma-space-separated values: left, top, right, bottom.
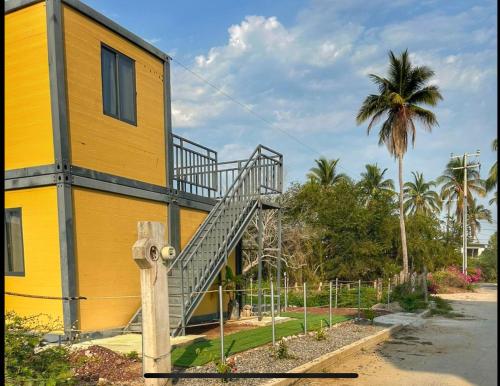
125, 143, 282, 336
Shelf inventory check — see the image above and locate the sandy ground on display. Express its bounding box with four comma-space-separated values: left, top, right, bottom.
298, 283, 498, 386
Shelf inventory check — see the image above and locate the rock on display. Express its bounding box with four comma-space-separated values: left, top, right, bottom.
97, 378, 108, 385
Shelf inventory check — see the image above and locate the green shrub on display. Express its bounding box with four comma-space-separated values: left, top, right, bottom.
363, 309, 376, 324
4, 311, 74, 385
389, 283, 427, 312
125, 350, 140, 361
398, 292, 427, 312
272, 338, 295, 359
314, 320, 328, 341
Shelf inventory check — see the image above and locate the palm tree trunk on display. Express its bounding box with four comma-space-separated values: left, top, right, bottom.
398, 153, 409, 280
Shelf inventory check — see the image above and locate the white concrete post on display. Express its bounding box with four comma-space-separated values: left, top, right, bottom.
132, 221, 171, 386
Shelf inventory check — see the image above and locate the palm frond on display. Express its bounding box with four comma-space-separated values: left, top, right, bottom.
407, 85, 443, 106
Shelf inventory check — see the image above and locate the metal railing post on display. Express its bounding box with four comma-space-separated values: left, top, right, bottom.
180, 267, 186, 335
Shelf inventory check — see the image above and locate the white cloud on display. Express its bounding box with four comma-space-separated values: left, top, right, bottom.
168, 0, 497, 221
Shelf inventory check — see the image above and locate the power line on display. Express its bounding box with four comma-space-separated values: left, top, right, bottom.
170, 56, 359, 177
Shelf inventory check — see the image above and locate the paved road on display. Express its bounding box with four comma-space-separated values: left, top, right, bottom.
299, 283, 497, 386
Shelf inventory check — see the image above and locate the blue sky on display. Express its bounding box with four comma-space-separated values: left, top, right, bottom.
85, 0, 497, 243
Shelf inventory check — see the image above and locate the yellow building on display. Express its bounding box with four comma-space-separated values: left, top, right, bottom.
5, 0, 283, 339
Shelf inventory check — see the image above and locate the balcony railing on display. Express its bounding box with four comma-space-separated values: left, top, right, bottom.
173, 134, 282, 199
172, 134, 218, 197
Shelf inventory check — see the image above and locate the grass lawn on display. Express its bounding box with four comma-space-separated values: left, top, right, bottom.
172, 312, 350, 367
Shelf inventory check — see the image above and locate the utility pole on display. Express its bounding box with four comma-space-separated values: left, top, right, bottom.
450, 151, 480, 275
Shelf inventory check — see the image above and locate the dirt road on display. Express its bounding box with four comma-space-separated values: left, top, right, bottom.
299, 283, 497, 386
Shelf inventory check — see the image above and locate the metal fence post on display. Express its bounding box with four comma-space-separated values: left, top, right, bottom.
387, 278, 391, 309
423, 266, 428, 303
284, 272, 288, 312
219, 285, 225, 364
303, 282, 307, 334
329, 280, 332, 329
250, 277, 253, 312
271, 281, 276, 347
335, 278, 338, 308
357, 279, 361, 320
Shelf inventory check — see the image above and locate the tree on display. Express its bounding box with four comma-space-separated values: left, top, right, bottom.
403, 171, 441, 216
467, 198, 492, 242
405, 213, 461, 272
486, 138, 497, 205
307, 157, 347, 186
358, 163, 395, 204
356, 49, 443, 279
437, 158, 486, 224
474, 232, 497, 282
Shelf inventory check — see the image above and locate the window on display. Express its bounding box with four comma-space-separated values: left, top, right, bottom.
101, 45, 137, 125
5, 208, 25, 276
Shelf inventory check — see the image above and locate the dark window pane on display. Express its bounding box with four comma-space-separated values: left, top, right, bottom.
101, 47, 118, 117
5, 209, 25, 275
118, 55, 136, 124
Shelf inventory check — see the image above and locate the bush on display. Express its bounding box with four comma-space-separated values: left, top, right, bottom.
5, 311, 74, 385
363, 309, 376, 324
272, 338, 295, 359
426, 278, 439, 294
314, 321, 328, 341
398, 292, 427, 312
428, 266, 482, 292
213, 357, 237, 383
390, 284, 427, 312
125, 350, 140, 361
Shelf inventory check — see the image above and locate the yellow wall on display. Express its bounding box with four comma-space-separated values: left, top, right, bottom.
63, 5, 166, 186
5, 2, 54, 170
72, 188, 167, 331
180, 208, 209, 249
179, 207, 237, 316
5, 187, 63, 324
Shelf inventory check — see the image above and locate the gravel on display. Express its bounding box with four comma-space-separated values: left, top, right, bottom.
173, 320, 384, 386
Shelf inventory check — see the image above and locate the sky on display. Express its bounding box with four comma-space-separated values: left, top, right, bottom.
84, 0, 497, 244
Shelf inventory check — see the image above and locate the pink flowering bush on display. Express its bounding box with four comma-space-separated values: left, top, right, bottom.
427, 265, 482, 292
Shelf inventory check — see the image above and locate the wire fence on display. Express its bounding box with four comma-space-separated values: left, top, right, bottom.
5, 271, 428, 366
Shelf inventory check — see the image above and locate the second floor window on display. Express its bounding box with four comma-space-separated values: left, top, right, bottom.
101, 45, 137, 125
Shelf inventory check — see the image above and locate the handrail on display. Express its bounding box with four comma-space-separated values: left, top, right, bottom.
169, 144, 281, 270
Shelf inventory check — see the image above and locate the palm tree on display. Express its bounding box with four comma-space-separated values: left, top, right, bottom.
358, 163, 395, 203
437, 158, 486, 224
307, 157, 348, 186
486, 139, 497, 205
356, 49, 442, 278
467, 198, 492, 242
403, 172, 441, 216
